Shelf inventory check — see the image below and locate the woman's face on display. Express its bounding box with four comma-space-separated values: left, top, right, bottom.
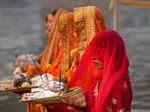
45, 14, 54, 34
92, 57, 104, 69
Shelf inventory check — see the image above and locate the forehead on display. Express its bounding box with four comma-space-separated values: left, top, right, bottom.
48, 14, 53, 21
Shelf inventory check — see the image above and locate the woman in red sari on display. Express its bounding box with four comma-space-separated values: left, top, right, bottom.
46, 30, 132, 112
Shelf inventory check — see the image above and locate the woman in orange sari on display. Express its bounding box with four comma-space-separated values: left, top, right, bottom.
27, 9, 66, 112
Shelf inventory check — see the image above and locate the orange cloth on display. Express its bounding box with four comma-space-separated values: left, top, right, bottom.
27, 9, 66, 112
59, 12, 78, 74
27, 6, 106, 112
74, 6, 106, 59
40, 9, 66, 66
27, 104, 47, 112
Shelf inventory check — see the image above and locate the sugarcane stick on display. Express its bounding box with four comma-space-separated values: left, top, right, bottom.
119, 0, 150, 7
113, 1, 119, 31
108, 0, 115, 12
109, 0, 150, 12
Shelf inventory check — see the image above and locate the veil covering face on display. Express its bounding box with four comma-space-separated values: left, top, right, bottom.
67, 30, 131, 112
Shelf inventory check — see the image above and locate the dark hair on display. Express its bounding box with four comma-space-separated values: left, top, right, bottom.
52, 9, 58, 16
45, 16, 48, 22
45, 9, 57, 22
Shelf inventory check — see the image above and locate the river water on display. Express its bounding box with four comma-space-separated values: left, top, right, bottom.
0, 0, 150, 112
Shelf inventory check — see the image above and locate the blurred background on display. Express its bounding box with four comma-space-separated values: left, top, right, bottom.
0, 0, 150, 112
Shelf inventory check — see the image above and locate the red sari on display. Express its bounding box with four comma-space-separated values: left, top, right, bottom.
47, 30, 132, 112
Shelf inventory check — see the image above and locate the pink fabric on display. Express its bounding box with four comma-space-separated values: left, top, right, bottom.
46, 30, 132, 112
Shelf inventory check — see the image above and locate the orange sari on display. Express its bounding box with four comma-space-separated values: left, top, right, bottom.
27, 9, 66, 112
27, 6, 106, 112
